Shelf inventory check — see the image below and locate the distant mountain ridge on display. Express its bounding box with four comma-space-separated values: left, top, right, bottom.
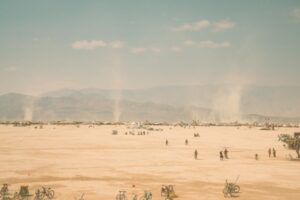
0, 85, 300, 123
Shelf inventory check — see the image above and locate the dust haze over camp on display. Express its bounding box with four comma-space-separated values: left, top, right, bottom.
1, 1, 300, 200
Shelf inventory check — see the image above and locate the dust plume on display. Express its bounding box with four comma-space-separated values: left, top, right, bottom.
23, 105, 33, 121
109, 52, 124, 122
210, 72, 252, 123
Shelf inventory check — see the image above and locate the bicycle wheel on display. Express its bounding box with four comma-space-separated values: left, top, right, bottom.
233, 185, 240, 193
223, 188, 229, 198
40, 193, 45, 200
47, 190, 55, 199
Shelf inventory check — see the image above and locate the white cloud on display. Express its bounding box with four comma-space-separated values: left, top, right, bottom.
4, 66, 17, 71
292, 8, 300, 22
109, 41, 124, 49
173, 20, 210, 32
131, 47, 147, 54
183, 40, 195, 46
212, 20, 235, 32
71, 40, 107, 50
199, 40, 231, 49
173, 19, 235, 32
171, 46, 182, 52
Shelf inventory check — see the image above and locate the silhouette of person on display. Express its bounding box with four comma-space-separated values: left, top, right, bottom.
220, 151, 224, 160
273, 148, 276, 157
224, 148, 229, 159
268, 148, 272, 158
194, 149, 198, 160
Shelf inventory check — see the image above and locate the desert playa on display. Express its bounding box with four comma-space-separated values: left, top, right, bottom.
0, 125, 299, 199
1, 1, 300, 200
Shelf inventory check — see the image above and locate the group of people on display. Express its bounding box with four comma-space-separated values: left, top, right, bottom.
196, 148, 229, 161
268, 148, 276, 158
165, 138, 279, 162
165, 139, 231, 161
165, 139, 189, 146
255, 148, 277, 160
220, 148, 229, 160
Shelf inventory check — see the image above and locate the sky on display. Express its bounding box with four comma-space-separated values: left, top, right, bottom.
0, 0, 300, 95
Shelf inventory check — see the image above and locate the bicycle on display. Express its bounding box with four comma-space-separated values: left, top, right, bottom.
14, 186, 32, 200
0, 184, 11, 200
34, 187, 54, 200
161, 185, 177, 200
223, 179, 240, 198
116, 191, 127, 200
139, 191, 152, 200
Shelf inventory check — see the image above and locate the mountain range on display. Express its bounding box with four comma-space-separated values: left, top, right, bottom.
0, 85, 300, 123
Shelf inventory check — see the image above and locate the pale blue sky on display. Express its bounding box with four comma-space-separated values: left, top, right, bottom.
0, 0, 300, 95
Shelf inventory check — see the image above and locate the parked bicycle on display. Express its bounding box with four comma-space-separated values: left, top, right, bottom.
0, 184, 10, 200
13, 186, 32, 200
34, 187, 54, 200
161, 185, 177, 200
139, 191, 152, 200
116, 191, 127, 200
223, 179, 240, 198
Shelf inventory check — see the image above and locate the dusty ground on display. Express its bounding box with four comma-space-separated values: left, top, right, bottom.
0, 125, 300, 200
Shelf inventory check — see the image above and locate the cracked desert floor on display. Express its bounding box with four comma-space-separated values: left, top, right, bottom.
0, 125, 300, 199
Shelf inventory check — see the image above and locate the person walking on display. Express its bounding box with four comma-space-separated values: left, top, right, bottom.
165, 139, 168, 146
220, 151, 224, 160
224, 148, 229, 159
273, 148, 276, 157
194, 149, 198, 160
268, 148, 272, 158
185, 139, 188, 145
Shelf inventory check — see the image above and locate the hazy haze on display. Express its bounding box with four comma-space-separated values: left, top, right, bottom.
0, 0, 300, 95
0, 0, 300, 121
